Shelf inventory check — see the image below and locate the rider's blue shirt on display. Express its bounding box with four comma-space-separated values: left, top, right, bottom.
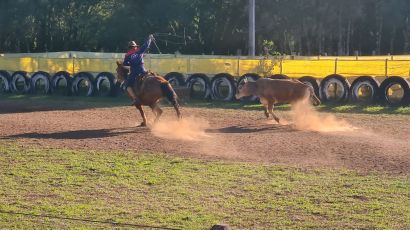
123, 37, 152, 78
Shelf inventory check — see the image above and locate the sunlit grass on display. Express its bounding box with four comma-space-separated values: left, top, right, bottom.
0, 143, 409, 229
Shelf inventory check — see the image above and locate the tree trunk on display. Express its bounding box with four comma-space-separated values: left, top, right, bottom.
389, 26, 396, 54
346, 20, 351, 56
376, 16, 383, 55
337, 10, 343, 55
318, 23, 323, 55
403, 17, 410, 54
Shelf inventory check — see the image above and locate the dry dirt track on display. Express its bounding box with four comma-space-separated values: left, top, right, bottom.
0, 102, 409, 174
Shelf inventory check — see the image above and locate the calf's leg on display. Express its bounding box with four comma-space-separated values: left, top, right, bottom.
267, 101, 280, 123
260, 98, 270, 119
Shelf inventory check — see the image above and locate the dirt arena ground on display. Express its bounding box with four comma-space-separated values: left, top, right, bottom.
0, 101, 409, 174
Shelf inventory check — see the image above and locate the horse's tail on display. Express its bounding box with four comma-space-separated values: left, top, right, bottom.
160, 82, 178, 105
309, 87, 321, 106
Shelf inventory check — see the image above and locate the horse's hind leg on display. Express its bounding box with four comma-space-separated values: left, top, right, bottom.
173, 102, 182, 120
150, 103, 163, 124
135, 105, 148, 127
160, 82, 182, 119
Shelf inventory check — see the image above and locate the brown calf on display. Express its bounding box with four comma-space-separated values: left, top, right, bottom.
235, 78, 321, 123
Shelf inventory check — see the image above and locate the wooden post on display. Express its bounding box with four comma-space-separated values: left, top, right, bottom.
236, 56, 241, 77
280, 59, 283, 74
248, 0, 255, 56
385, 58, 388, 77
72, 57, 75, 75
334, 58, 338, 74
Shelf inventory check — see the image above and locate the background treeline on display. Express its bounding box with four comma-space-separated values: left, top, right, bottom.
0, 0, 409, 55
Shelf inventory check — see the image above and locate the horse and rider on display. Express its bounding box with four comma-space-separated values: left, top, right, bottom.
123, 34, 153, 106
116, 34, 181, 127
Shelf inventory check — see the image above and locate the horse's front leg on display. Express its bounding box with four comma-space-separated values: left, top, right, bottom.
135, 105, 148, 127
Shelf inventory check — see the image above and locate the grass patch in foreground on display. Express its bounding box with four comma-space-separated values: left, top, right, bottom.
0, 143, 409, 229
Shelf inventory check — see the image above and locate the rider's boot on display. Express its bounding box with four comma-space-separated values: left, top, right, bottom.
126, 87, 141, 106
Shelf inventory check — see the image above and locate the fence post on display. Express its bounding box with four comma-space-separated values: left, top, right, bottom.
280, 59, 283, 74
72, 57, 75, 75
334, 58, 338, 74
385, 58, 388, 77
237, 56, 240, 77
187, 57, 191, 74
36, 56, 40, 72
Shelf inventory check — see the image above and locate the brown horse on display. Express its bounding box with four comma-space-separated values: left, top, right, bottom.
116, 60, 182, 126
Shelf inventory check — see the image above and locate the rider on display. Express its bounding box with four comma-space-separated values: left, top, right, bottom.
123, 34, 154, 105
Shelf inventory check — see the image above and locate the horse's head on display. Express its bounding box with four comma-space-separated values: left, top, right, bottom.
116, 60, 130, 83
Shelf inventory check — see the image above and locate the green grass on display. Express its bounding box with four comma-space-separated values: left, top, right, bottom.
0, 143, 409, 229
1, 94, 410, 114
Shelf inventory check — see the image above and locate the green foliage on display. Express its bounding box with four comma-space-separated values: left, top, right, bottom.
262, 40, 281, 56
0, 0, 409, 55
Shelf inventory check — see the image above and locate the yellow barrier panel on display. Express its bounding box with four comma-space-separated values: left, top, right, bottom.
150, 57, 188, 74
73, 58, 116, 73
0, 55, 409, 78
357, 56, 389, 60
281, 60, 335, 78
238, 59, 281, 76
388, 60, 410, 77
0, 57, 37, 73
392, 55, 410, 60
189, 58, 238, 75
319, 56, 357, 60
337, 60, 386, 77
38, 58, 74, 74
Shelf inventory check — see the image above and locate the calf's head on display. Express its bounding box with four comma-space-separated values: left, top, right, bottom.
235, 78, 254, 99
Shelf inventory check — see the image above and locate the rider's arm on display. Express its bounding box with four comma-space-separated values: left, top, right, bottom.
137, 36, 152, 54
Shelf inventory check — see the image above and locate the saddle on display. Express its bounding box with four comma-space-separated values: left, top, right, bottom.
134, 71, 157, 94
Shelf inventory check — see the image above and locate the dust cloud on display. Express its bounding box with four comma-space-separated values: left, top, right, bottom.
151, 116, 210, 141
151, 116, 242, 159
291, 100, 357, 132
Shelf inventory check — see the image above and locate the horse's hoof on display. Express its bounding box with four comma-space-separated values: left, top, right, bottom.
137, 122, 147, 127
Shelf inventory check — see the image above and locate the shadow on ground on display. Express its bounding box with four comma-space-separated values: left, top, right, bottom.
206, 123, 297, 134
1, 127, 148, 140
